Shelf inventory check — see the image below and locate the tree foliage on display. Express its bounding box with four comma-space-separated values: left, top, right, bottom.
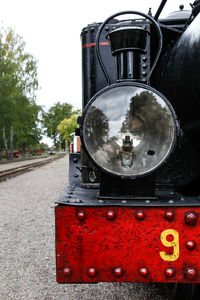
13, 95, 42, 151
42, 102, 80, 147
0, 27, 40, 159
57, 113, 80, 145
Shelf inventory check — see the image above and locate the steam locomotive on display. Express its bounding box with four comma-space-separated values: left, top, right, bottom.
55, 1, 200, 299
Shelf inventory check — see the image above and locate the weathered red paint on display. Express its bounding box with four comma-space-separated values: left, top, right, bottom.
55, 206, 200, 283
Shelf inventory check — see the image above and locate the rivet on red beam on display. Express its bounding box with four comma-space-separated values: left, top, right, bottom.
63, 267, 71, 277
185, 212, 198, 225
139, 267, 149, 277
185, 268, 197, 280
114, 267, 123, 277
186, 241, 196, 250
77, 211, 86, 221
165, 211, 174, 220
87, 267, 97, 277
135, 211, 145, 220
165, 268, 175, 277
106, 210, 115, 220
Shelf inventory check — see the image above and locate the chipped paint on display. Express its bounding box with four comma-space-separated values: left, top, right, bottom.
56, 206, 200, 283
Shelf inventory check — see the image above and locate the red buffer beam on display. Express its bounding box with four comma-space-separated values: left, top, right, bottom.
55, 206, 200, 283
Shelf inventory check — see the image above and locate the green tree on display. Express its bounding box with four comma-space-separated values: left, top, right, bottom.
57, 113, 80, 149
13, 95, 42, 152
42, 102, 80, 147
0, 27, 39, 159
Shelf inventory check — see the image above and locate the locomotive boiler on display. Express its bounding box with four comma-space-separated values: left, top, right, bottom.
55, 1, 200, 299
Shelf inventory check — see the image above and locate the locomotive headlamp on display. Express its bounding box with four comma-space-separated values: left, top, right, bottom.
82, 83, 177, 177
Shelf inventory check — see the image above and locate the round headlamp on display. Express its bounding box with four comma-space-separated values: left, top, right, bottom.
81, 83, 177, 177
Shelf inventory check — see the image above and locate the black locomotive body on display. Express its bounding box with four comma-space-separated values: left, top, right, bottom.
56, 1, 200, 299
80, 5, 200, 193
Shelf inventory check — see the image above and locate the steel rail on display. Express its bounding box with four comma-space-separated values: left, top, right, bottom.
0, 155, 50, 165
0, 154, 66, 182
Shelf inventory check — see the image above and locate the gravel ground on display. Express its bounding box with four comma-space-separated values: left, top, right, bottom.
0, 156, 168, 300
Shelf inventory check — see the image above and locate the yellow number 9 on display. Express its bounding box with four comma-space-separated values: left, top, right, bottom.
160, 229, 179, 261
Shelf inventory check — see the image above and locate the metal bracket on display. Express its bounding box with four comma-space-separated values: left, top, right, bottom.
58, 153, 200, 207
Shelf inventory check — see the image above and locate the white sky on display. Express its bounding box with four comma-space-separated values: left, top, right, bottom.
0, 0, 191, 146
0, 0, 191, 111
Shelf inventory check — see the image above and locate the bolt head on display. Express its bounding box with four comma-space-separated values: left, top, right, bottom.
77, 211, 86, 220
165, 211, 174, 220
87, 267, 97, 277
139, 267, 149, 277
185, 212, 198, 225
114, 267, 123, 277
135, 211, 145, 220
186, 241, 196, 250
185, 268, 197, 280
106, 210, 115, 220
165, 268, 175, 277
63, 267, 71, 277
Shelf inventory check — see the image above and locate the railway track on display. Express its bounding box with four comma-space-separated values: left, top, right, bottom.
0, 155, 51, 165
0, 154, 66, 182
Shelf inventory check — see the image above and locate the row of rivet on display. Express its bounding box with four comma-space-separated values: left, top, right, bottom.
72, 158, 79, 179
98, 199, 154, 204
77, 210, 199, 225
97, 199, 181, 204
63, 267, 197, 280
142, 54, 148, 77
76, 210, 197, 250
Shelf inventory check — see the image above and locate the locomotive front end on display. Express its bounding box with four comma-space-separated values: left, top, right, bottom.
55, 2, 200, 299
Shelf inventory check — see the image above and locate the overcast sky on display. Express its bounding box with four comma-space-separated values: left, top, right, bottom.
0, 0, 191, 112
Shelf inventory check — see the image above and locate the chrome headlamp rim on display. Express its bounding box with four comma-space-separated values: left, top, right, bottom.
80, 82, 179, 179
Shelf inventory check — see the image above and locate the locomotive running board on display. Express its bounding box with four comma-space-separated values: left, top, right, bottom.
55, 205, 200, 283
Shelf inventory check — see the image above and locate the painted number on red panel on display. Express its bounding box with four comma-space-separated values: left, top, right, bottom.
160, 229, 180, 262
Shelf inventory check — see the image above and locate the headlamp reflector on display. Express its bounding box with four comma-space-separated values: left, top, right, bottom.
83, 84, 176, 177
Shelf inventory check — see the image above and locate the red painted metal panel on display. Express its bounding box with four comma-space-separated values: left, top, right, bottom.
55, 206, 200, 283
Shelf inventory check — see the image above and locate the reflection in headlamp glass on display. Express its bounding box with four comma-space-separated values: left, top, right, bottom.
83, 86, 175, 176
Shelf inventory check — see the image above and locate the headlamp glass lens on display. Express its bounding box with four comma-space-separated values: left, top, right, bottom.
83, 85, 176, 176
